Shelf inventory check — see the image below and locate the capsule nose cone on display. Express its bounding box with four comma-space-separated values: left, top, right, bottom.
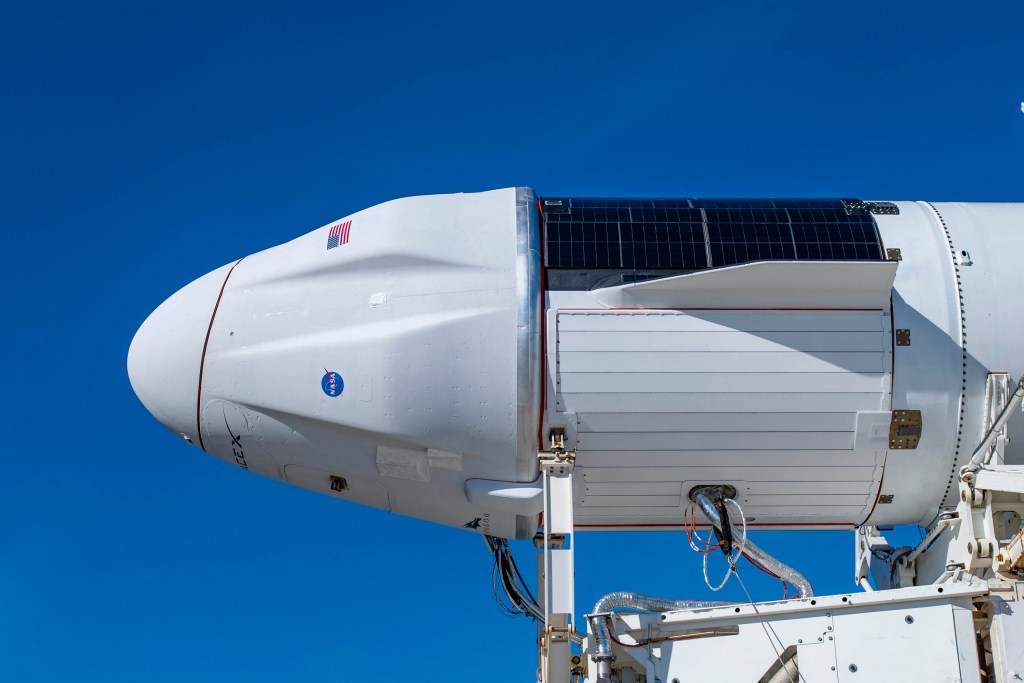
128, 262, 236, 445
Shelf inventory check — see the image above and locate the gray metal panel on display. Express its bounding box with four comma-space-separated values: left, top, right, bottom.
514, 187, 542, 483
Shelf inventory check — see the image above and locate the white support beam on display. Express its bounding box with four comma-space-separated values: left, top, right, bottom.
539, 449, 576, 683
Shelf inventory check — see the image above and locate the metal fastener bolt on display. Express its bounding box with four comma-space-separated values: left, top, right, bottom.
850, 664, 858, 673
905, 615, 914, 624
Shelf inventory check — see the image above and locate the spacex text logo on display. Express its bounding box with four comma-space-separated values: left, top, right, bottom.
224, 415, 248, 470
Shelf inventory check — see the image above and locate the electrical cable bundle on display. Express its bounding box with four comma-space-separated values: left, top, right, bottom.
688, 487, 813, 599
484, 535, 544, 622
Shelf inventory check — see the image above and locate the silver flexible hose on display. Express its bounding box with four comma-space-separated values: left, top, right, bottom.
691, 487, 814, 599
588, 488, 814, 681
589, 593, 730, 680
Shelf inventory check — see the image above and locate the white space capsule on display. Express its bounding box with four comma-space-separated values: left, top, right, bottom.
128, 188, 1024, 539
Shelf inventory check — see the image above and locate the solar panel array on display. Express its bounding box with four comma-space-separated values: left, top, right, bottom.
541, 197, 886, 271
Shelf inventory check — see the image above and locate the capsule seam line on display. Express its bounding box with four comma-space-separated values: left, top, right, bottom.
196, 258, 244, 453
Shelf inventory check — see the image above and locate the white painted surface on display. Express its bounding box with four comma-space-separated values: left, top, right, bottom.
131, 187, 541, 539
128, 262, 237, 443
129, 188, 1024, 537
599, 584, 985, 683
548, 549, 574, 615
990, 590, 1024, 682
589, 259, 898, 309
555, 309, 889, 527
932, 203, 1024, 507
547, 475, 574, 534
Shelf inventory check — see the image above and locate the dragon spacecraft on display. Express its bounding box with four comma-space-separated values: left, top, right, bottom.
130, 188, 1024, 682
127, 188, 1024, 535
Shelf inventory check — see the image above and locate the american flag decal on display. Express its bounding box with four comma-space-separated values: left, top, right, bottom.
326, 220, 352, 250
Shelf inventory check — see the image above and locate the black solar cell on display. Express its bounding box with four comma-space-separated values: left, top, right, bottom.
541, 197, 885, 272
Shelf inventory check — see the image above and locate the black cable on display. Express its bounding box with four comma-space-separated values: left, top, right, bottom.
485, 535, 543, 622
716, 496, 734, 557
505, 539, 539, 605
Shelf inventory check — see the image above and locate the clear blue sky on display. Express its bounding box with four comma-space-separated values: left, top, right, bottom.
3, 2, 1022, 680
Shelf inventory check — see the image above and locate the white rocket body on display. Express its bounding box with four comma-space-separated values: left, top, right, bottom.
128, 188, 1024, 539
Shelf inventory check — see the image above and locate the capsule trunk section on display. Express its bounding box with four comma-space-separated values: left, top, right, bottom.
129, 189, 1024, 538
542, 196, 1024, 531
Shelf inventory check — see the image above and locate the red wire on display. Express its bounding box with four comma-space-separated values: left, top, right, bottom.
740, 551, 803, 599
608, 629, 647, 649
685, 503, 722, 553
685, 504, 801, 598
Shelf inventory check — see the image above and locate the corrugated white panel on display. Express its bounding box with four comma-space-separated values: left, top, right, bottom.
579, 450, 879, 468
554, 307, 890, 527
576, 431, 854, 450
580, 466, 877, 483
565, 372, 885, 394
559, 351, 883, 373
576, 507, 869, 520
561, 392, 882, 413
560, 331, 884, 352
581, 495, 682, 508
584, 482, 684, 496
745, 494, 870, 507
557, 311, 884, 332
577, 413, 856, 432
751, 481, 872, 495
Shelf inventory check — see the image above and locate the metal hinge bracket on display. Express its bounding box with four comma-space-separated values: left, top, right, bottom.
539, 428, 576, 474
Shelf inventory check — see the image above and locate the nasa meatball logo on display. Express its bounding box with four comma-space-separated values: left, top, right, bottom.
321, 369, 344, 397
